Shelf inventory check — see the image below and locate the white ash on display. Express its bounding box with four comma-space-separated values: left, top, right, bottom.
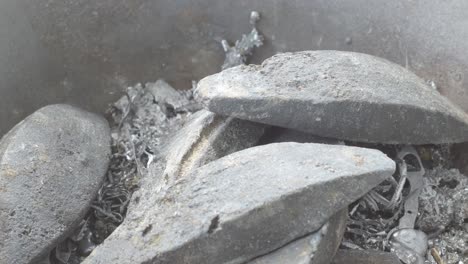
418, 167, 468, 232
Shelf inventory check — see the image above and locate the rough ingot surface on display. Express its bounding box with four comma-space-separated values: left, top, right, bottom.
161, 110, 267, 184
85, 142, 395, 264
249, 127, 343, 264
331, 250, 401, 264
196, 50, 468, 144
248, 209, 348, 264
0, 104, 111, 264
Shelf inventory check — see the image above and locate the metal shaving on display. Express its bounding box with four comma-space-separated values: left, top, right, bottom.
387, 147, 428, 264
420, 168, 468, 264
91, 81, 195, 243
343, 145, 468, 264
221, 11, 264, 70
344, 155, 409, 251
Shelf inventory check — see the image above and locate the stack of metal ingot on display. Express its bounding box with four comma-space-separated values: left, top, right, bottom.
2, 50, 468, 264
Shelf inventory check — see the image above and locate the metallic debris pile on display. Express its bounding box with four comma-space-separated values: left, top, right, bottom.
422, 168, 468, 264
195, 49, 468, 264
91, 81, 196, 238
344, 146, 468, 264
56, 41, 468, 264
2, 10, 468, 264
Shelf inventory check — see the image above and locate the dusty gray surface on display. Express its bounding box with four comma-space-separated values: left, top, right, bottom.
248, 209, 347, 264
84, 143, 394, 264
83, 109, 265, 263
161, 109, 266, 184
258, 126, 342, 146
197, 50, 468, 144
331, 250, 401, 264
0, 104, 111, 264
248, 127, 343, 264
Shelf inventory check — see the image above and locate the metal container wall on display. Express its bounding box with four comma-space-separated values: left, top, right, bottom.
1, 0, 468, 136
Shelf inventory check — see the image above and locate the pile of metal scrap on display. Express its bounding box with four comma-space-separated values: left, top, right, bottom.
84, 49, 468, 263
345, 152, 468, 264
3, 11, 467, 264
191, 49, 468, 264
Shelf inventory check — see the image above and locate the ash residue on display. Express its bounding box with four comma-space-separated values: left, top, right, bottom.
418, 168, 468, 232
45, 81, 198, 264
420, 168, 468, 264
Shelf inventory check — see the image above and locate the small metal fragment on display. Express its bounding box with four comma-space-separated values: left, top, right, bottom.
430, 248, 445, 264
388, 147, 428, 264
389, 229, 428, 264
344, 145, 429, 255
397, 146, 425, 229
221, 11, 264, 70
386, 161, 407, 211
250, 11, 260, 25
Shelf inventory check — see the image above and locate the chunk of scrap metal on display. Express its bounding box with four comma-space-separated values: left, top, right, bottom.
248, 209, 348, 264
197, 50, 468, 144
85, 143, 395, 263
389, 146, 428, 264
